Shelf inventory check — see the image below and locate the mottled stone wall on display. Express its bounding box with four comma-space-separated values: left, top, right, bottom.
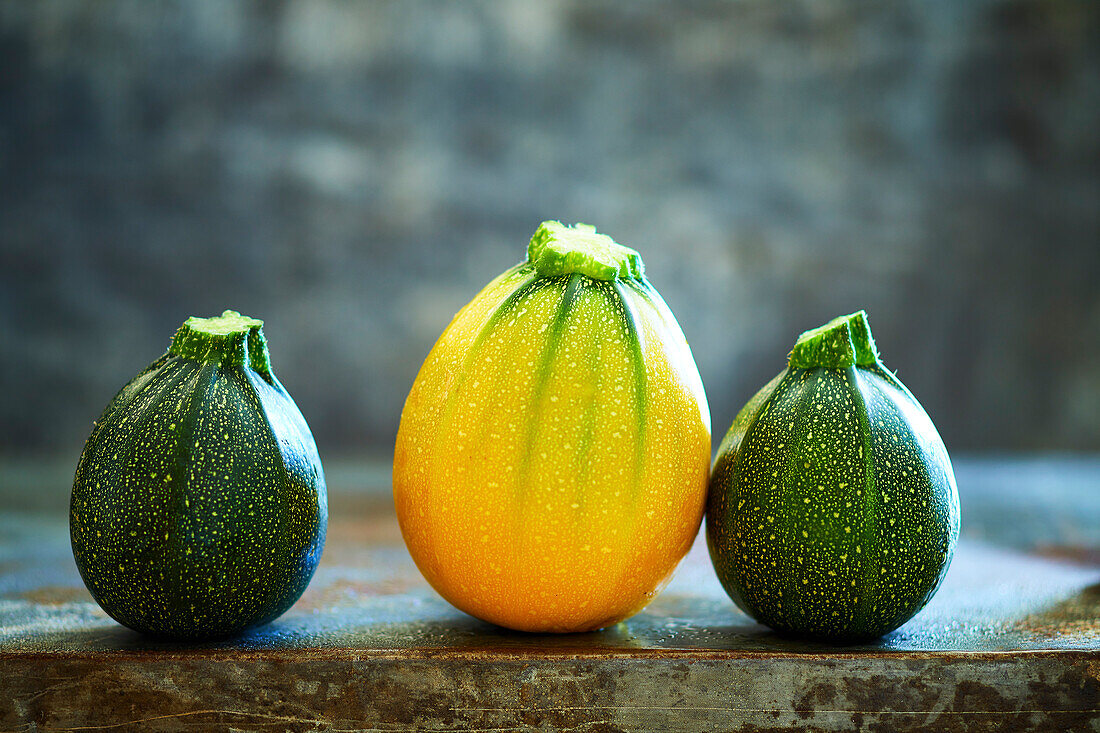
1, 0, 1097, 454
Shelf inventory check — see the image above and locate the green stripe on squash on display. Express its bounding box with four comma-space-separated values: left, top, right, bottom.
435, 233, 656, 496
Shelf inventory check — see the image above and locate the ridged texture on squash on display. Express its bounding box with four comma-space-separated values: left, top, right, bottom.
706, 312, 959, 641
395, 236, 710, 633
70, 313, 326, 639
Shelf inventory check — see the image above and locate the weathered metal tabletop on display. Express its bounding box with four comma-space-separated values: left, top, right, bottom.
2, 457, 1098, 732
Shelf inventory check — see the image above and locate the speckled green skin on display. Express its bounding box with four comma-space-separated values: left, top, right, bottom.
70, 312, 327, 640
706, 312, 960, 641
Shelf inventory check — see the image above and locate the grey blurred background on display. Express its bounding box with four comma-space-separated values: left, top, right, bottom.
1, 0, 1097, 459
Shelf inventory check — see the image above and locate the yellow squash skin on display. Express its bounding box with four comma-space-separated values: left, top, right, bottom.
394, 223, 710, 632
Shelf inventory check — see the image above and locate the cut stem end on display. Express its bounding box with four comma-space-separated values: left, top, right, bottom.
527, 221, 644, 281
168, 310, 274, 381
789, 310, 880, 369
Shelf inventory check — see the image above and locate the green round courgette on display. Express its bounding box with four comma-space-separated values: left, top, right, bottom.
70, 311, 327, 639
706, 311, 959, 641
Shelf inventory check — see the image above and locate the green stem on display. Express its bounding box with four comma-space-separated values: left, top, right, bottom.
788, 310, 880, 370
527, 221, 645, 281
168, 310, 275, 383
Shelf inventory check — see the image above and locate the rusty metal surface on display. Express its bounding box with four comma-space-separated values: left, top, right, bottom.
1, 459, 1099, 731
2, 654, 1098, 732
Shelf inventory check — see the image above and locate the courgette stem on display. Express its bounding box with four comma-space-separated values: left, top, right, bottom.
167, 310, 274, 383
527, 221, 645, 282
788, 310, 879, 370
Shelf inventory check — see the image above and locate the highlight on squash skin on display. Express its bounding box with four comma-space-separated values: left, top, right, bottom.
394, 223, 710, 633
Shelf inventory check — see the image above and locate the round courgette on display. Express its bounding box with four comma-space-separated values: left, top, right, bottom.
70, 310, 327, 639
394, 222, 711, 633
706, 311, 959, 641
